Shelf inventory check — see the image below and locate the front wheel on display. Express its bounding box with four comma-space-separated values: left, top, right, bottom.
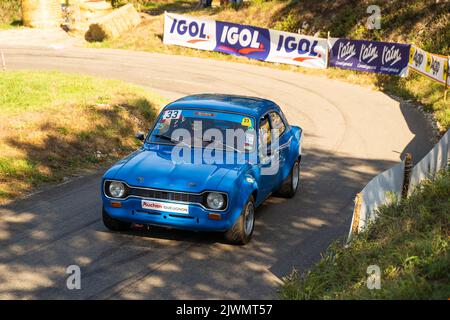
277, 160, 300, 198
224, 196, 255, 245
102, 208, 130, 231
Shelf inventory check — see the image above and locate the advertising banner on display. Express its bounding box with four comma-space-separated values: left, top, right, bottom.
329, 38, 410, 76
267, 29, 328, 69
163, 12, 328, 69
408, 46, 449, 85
164, 12, 450, 79
448, 57, 450, 87
214, 20, 271, 61
163, 12, 216, 51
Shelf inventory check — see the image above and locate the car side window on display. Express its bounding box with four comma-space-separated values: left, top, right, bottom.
269, 111, 286, 140
259, 114, 272, 147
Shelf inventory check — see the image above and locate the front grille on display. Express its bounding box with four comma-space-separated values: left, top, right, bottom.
104, 180, 228, 211
128, 187, 204, 204
169, 214, 195, 219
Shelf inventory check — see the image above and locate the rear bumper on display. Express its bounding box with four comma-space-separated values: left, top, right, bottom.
102, 197, 240, 232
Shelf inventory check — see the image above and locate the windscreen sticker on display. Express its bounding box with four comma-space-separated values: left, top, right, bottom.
192, 121, 202, 130
162, 109, 254, 128
194, 111, 216, 117
241, 117, 252, 127
163, 110, 182, 120
245, 134, 255, 145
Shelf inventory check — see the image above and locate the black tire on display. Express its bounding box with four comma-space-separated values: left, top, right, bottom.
224, 196, 255, 245
102, 208, 130, 231
276, 160, 300, 198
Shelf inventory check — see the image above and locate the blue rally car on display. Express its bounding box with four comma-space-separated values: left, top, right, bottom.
102, 94, 303, 244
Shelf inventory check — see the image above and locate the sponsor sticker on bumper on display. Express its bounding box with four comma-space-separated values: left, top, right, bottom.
141, 200, 189, 214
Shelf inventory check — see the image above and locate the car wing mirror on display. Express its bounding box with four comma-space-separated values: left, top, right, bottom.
135, 132, 145, 141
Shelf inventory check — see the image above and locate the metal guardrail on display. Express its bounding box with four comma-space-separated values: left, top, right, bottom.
408, 130, 450, 196
348, 129, 450, 242
348, 160, 405, 241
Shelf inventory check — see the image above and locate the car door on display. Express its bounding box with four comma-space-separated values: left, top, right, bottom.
257, 113, 281, 202
269, 111, 290, 186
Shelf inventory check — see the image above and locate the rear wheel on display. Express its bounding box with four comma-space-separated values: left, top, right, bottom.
102, 208, 130, 231
224, 196, 255, 245
277, 160, 300, 198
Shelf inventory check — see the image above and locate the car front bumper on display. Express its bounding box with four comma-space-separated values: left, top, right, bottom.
102, 197, 240, 232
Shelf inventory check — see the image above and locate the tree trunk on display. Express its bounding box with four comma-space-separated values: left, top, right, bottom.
199, 0, 213, 8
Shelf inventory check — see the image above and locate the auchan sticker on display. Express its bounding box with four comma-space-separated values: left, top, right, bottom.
142, 200, 189, 214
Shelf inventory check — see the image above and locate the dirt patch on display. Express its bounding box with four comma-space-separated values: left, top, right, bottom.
0, 28, 85, 48
0, 71, 165, 203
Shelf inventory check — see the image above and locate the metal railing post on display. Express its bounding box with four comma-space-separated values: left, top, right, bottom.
350, 193, 363, 237
402, 153, 413, 199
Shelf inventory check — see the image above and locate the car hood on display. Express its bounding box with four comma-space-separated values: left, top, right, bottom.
111, 145, 241, 193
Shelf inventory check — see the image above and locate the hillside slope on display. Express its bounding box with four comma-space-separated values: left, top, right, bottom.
280, 170, 450, 300
2, 0, 449, 129
0, 71, 163, 202
98, 0, 450, 130
2, 0, 448, 53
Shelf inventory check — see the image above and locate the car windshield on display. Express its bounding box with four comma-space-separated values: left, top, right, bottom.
148, 109, 256, 152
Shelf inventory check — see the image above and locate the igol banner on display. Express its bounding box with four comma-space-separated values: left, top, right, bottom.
163, 12, 328, 69
328, 38, 410, 76
163, 12, 217, 51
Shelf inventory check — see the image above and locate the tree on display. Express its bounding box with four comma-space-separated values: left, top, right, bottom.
198, 0, 243, 8
198, 0, 213, 8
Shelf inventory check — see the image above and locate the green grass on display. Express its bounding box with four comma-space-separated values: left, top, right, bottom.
280, 170, 450, 300
0, 71, 165, 202
88, 0, 450, 131
0, 70, 161, 115
0, 0, 21, 29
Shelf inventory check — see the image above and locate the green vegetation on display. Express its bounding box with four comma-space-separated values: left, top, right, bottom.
280, 170, 450, 299
90, 0, 450, 131
0, 71, 165, 202
0, 0, 21, 29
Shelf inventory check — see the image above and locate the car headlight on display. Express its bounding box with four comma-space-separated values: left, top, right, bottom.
206, 192, 225, 210
109, 181, 126, 198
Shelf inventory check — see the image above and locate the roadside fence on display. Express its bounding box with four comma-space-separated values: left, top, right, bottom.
408, 129, 450, 195
163, 12, 450, 98
348, 129, 450, 241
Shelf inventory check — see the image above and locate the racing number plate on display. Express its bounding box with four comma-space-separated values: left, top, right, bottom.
163, 110, 182, 120
141, 200, 189, 214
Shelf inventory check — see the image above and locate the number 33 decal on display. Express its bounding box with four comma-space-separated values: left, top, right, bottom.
163, 110, 181, 119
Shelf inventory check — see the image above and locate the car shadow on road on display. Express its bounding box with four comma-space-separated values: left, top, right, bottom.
0, 144, 400, 299
396, 97, 437, 163
108, 224, 225, 245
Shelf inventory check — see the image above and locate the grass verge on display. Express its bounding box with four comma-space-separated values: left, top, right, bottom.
280, 170, 450, 299
0, 70, 165, 203
88, 0, 450, 131
0, 0, 21, 30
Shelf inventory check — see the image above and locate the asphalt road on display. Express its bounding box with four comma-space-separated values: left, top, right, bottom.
0, 46, 435, 299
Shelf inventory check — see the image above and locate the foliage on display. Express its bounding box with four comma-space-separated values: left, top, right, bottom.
280, 170, 450, 299
0, 71, 165, 202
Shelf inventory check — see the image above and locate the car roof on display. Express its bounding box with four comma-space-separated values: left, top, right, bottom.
164, 94, 279, 117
